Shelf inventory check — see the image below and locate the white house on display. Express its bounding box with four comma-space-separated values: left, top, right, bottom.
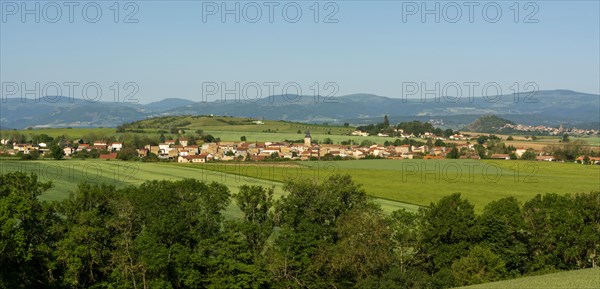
111, 142, 123, 151
63, 147, 74, 157
158, 143, 170, 153
351, 130, 370, 137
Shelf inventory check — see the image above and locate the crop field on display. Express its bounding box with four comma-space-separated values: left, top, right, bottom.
191, 159, 600, 211
455, 267, 600, 289
0, 159, 420, 217
122, 115, 356, 135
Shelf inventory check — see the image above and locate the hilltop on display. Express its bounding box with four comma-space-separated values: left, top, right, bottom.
463, 115, 514, 133
118, 115, 355, 135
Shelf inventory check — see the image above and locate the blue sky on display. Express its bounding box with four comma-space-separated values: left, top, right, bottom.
1, 1, 599, 103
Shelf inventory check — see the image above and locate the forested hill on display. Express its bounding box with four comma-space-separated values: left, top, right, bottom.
464, 115, 514, 132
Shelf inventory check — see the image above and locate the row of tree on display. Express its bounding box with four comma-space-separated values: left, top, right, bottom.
1, 172, 598, 289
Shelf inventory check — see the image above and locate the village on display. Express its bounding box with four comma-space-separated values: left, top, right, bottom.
3, 130, 599, 165
501, 123, 600, 136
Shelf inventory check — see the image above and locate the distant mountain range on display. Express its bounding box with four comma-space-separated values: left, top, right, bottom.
1, 90, 598, 130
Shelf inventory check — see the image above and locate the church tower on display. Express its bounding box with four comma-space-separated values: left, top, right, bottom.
304, 131, 312, 147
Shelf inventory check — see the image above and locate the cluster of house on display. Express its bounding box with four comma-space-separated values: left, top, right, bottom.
3, 133, 599, 164
350, 129, 468, 141
502, 123, 599, 135
8, 140, 124, 159
173, 133, 463, 163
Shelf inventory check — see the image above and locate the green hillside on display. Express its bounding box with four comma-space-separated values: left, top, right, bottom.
120, 115, 355, 135
175, 159, 600, 212
455, 268, 600, 289
464, 114, 514, 132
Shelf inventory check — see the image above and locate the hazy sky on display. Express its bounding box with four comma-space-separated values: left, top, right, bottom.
1, 1, 599, 103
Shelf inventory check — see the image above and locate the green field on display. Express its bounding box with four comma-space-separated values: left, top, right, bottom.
0, 159, 420, 217
1, 158, 598, 213
120, 115, 354, 134
456, 268, 600, 289
190, 159, 600, 212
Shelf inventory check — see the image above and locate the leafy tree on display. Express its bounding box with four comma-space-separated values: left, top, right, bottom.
20, 149, 40, 160
356, 266, 431, 289
32, 133, 54, 144
389, 209, 420, 273
383, 115, 390, 127
446, 146, 460, 159
117, 145, 138, 161
478, 197, 528, 274
240, 136, 247, 142
520, 149, 537, 160
203, 134, 217, 143
55, 183, 117, 288
476, 135, 488, 145
109, 179, 231, 288
206, 223, 272, 288
572, 192, 600, 268
50, 143, 65, 160
269, 175, 369, 287
233, 185, 275, 257
360, 140, 375, 147
443, 129, 454, 138
326, 205, 394, 286
0, 172, 58, 288
451, 245, 507, 286
522, 194, 583, 271
418, 193, 478, 284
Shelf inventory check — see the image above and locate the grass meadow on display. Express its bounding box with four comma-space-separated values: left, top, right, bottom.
0, 159, 420, 218
455, 267, 600, 289
190, 159, 600, 212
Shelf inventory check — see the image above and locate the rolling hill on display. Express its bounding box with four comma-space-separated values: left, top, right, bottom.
1, 90, 598, 129
464, 115, 515, 132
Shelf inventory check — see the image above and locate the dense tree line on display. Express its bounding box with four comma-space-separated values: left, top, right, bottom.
356, 119, 455, 138
1, 172, 598, 288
